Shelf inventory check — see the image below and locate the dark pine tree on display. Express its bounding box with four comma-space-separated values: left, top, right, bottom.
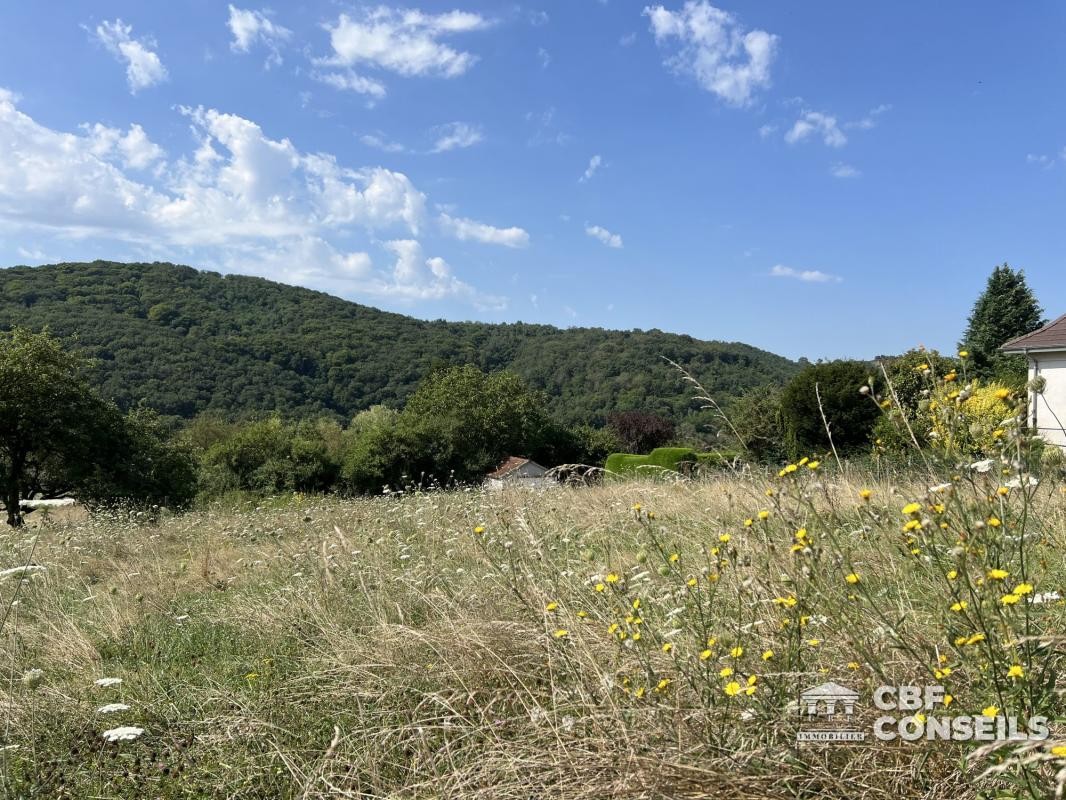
960, 264, 1044, 382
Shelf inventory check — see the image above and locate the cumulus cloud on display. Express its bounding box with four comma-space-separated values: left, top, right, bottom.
439, 212, 529, 248
579, 154, 603, 182
227, 5, 292, 67
585, 224, 623, 249
769, 265, 841, 283
322, 7, 490, 78
94, 19, 168, 93
643, 1, 777, 106
0, 90, 499, 306
785, 111, 846, 147
431, 122, 483, 153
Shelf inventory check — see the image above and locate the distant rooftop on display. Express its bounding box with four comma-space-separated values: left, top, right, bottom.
1001, 314, 1066, 353
487, 456, 535, 479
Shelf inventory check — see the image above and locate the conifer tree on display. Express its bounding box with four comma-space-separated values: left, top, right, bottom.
960, 264, 1043, 381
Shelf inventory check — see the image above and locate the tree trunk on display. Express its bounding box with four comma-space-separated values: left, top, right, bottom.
5, 457, 23, 528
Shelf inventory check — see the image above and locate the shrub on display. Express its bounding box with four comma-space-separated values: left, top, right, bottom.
929, 380, 1019, 456
780, 360, 878, 458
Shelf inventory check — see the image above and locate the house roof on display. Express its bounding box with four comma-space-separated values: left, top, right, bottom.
487, 456, 537, 479
1001, 314, 1066, 353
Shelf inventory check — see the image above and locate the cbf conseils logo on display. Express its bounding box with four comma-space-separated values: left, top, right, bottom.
795, 682, 1050, 744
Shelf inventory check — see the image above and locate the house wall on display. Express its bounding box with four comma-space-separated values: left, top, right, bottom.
1030, 353, 1066, 447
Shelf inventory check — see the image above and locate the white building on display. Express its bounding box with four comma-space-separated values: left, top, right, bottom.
1002, 316, 1066, 448
484, 456, 553, 491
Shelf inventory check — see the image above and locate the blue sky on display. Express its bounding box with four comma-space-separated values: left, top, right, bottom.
2, 1, 1065, 360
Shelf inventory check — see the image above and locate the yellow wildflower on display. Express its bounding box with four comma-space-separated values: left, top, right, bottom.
845, 573, 860, 584
902, 502, 922, 515
723, 681, 741, 697
1012, 582, 1034, 595
950, 601, 967, 612
473, 526, 485, 535
605, 573, 620, 584
662, 643, 673, 653
758, 510, 770, 520
1006, 664, 1024, 679
859, 488, 872, 501
719, 533, 731, 543
553, 629, 569, 639
987, 569, 1009, 580
730, 646, 744, 658
545, 601, 559, 612
1000, 593, 1021, 606
981, 704, 999, 718
719, 666, 734, 677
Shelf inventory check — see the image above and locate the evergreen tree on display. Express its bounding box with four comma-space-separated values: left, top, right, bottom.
960, 264, 1044, 382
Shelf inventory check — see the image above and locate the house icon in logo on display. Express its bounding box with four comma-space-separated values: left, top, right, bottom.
800, 682, 859, 721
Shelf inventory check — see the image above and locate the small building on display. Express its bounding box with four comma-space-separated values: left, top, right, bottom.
1002, 315, 1066, 448
484, 456, 552, 491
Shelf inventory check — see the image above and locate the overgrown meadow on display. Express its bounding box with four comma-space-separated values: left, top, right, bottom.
2, 455, 1065, 798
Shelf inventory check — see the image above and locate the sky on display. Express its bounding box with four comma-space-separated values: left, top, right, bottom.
2, 1, 1065, 361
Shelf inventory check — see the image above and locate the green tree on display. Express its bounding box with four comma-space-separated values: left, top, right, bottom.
960, 264, 1044, 383
728, 386, 786, 463
780, 361, 878, 458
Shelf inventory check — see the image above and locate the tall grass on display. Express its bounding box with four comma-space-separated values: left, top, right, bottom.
1, 459, 1063, 798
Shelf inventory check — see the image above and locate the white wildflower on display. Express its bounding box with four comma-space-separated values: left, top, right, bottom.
102, 726, 144, 743
1005, 475, 1039, 489
929, 483, 953, 494
969, 459, 995, 473
94, 677, 123, 687
1031, 591, 1062, 605
97, 703, 131, 714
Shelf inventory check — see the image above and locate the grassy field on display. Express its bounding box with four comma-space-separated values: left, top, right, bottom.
2, 467, 1065, 799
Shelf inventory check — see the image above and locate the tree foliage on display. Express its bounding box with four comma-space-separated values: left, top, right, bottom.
780, 360, 879, 457
0, 261, 799, 426
607, 410, 675, 454
960, 264, 1043, 383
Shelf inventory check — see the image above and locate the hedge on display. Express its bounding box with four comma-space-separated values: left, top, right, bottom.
604, 447, 738, 479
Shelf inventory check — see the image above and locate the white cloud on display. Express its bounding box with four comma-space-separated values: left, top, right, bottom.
846, 103, 892, 130
830, 162, 861, 178
537, 47, 551, 68
643, 1, 777, 106
769, 265, 841, 283
0, 90, 501, 306
322, 7, 490, 79
439, 212, 529, 248
313, 69, 388, 100
585, 224, 623, 248
360, 132, 406, 153
758, 123, 776, 139
619, 32, 637, 46
431, 122, 483, 153
579, 154, 603, 182
227, 5, 292, 67
785, 111, 846, 147
94, 19, 168, 93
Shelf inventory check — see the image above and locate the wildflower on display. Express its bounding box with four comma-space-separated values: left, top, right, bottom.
807, 461, 820, 470
1012, 583, 1034, 596
1006, 664, 1024, 679
632, 504, 642, 512
904, 520, 922, 532
655, 678, 671, 692
807, 638, 821, 647
745, 675, 758, 695
245, 671, 259, 682
902, 502, 922, 516
944, 694, 954, 707
744, 518, 754, 527
102, 726, 144, 743
758, 510, 770, 521
765, 488, 774, 497
576, 611, 588, 619
997, 486, 1010, 497
634, 686, 646, 698
97, 703, 131, 714
1000, 593, 1021, 606
662, 643, 673, 653
859, 488, 872, 501
719, 666, 734, 677
553, 629, 569, 639
718, 534, 731, 543
700, 649, 714, 661
987, 517, 1002, 528
545, 601, 559, 612
605, 573, 620, 584
845, 573, 860, 585
730, 646, 744, 658
987, 569, 1009, 580
706, 637, 718, 646
687, 577, 698, 587
723, 681, 741, 697
794, 528, 808, 541
669, 553, 680, 563
473, 526, 485, 535
950, 601, 967, 612
631, 598, 641, 610
594, 582, 606, 592
981, 705, 999, 718
761, 649, 774, 661
994, 389, 1011, 400
1052, 745, 1066, 758
970, 459, 995, 473
946, 570, 958, 580
773, 595, 798, 608
94, 677, 123, 687
965, 633, 986, 645
934, 667, 951, 679
847, 662, 860, 670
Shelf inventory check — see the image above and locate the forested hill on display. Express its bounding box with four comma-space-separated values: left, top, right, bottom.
0, 261, 799, 425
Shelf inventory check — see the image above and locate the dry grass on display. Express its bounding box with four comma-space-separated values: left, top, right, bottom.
1, 470, 1064, 798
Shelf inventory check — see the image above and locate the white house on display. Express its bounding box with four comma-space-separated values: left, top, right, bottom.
1002, 315, 1066, 447
484, 456, 552, 491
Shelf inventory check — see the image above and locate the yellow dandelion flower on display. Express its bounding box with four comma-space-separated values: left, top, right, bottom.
1000, 593, 1021, 606
847, 661, 860, 670
1051, 745, 1066, 757
576, 610, 588, 619
1012, 582, 1034, 595
987, 517, 1002, 528
605, 573, 620, 584
631, 598, 641, 610
794, 528, 808, 540
730, 646, 744, 658
632, 503, 642, 512
473, 526, 486, 535
545, 601, 559, 612
634, 686, 646, 698
981, 704, 999, 718
902, 502, 922, 516
594, 582, 606, 593
808, 460, 820, 470
761, 649, 774, 661
744, 518, 754, 527
719, 666, 734, 677
845, 573, 860, 584
758, 510, 770, 520
987, 569, 1009, 580
904, 519, 922, 532
946, 570, 958, 580
687, 577, 698, 587
965, 633, 986, 645
700, 649, 714, 661
1006, 664, 1024, 679
553, 629, 569, 639
669, 553, 680, 563
950, 601, 967, 612
944, 694, 954, 707
718, 533, 731, 543
859, 488, 872, 501
655, 678, 671, 692
723, 681, 741, 697
807, 638, 821, 647
662, 642, 673, 653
